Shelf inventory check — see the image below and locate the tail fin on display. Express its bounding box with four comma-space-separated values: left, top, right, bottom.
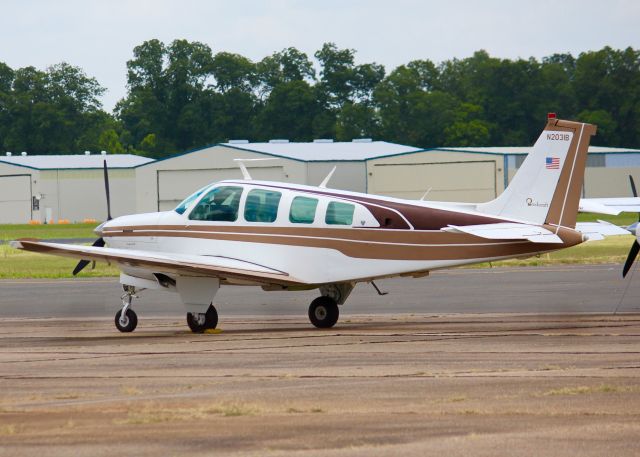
477, 116, 596, 228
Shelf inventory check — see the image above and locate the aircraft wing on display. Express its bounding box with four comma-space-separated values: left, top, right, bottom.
574, 221, 631, 241
10, 240, 305, 286
444, 223, 563, 243
579, 197, 640, 215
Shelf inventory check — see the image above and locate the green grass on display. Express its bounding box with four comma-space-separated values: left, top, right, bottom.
576, 212, 637, 227
0, 223, 116, 278
0, 214, 635, 279
0, 223, 99, 240
0, 244, 119, 278
471, 235, 634, 268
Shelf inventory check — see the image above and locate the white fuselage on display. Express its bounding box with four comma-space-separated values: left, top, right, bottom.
101, 180, 579, 285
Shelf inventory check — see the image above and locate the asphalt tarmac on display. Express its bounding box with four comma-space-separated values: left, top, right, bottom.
1, 313, 639, 456
1, 264, 639, 319
1, 265, 640, 456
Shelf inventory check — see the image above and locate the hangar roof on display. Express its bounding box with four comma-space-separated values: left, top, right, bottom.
0, 154, 154, 170
221, 141, 424, 161
437, 146, 640, 155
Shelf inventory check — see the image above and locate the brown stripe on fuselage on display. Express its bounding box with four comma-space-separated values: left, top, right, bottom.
103, 225, 583, 261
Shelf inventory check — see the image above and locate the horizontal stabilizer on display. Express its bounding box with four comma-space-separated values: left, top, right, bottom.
579, 197, 640, 215
574, 220, 631, 241
445, 223, 563, 244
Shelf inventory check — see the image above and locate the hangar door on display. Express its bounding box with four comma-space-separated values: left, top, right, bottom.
157, 167, 285, 211
370, 161, 496, 202
0, 174, 32, 223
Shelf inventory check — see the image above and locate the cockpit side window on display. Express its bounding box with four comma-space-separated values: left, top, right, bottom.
188, 186, 243, 221
289, 196, 318, 224
174, 186, 208, 215
325, 201, 355, 225
244, 189, 282, 223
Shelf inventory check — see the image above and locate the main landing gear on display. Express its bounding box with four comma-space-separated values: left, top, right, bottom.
186, 304, 218, 333
115, 285, 138, 332
308, 296, 339, 328
307, 283, 354, 329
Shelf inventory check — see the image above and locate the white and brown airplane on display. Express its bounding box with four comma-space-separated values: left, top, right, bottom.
11, 115, 639, 333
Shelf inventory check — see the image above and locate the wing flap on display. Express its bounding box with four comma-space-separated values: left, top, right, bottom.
445, 223, 563, 244
10, 240, 305, 286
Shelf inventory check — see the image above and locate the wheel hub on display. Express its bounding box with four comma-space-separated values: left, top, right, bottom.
119, 314, 129, 327
314, 306, 327, 320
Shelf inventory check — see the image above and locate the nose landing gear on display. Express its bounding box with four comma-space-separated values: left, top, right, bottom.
115, 285, 138, 332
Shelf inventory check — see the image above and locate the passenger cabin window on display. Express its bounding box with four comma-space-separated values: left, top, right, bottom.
188, 186, 243, 222
244, 189, 282, 223
325, 201, 355, 225
289, 196, 318, 224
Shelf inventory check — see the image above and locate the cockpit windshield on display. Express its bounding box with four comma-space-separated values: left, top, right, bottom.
174, 185, 209, 215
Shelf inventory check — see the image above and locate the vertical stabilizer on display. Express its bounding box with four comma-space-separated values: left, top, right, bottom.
477, 116, 596, 228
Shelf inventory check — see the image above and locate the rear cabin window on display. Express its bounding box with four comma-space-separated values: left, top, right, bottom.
289, 196, 318, 224
244, 189, 282, 223
325, 201, 355, 225
188, 186, 243, 222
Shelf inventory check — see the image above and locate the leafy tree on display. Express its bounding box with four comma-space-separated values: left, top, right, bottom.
97, 128, 125, 154
2, 44, 640, 156
256, 47, 315, 96
211, 52, 255, 93
117, 39, 217, 155
0, 63, 109, 154
254, 80, 319, 141
335, 102, 379, 140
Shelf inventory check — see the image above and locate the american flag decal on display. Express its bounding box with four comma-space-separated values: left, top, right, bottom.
545, 157, 560, 169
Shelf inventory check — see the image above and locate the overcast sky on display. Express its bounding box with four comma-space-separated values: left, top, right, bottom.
2, 0, 639, 111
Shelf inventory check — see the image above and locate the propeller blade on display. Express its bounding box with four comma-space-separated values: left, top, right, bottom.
622, 240, 640, 278
72, 237, 105, 276
103, 159, 112, 221
72, 259, 91, 276
630, 175, 637, 198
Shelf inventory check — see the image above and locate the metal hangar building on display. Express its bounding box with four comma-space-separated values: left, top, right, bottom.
2, 141, 640, 224
0, 153, 153, 223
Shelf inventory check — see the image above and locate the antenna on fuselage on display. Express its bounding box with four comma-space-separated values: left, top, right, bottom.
233, 158, 278, 180
319, 166, 337, 188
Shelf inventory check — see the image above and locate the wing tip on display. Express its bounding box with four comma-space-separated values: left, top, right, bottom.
10, 238, 42, 249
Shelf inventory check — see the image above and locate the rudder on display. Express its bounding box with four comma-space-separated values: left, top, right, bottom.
477, 116, 596, 228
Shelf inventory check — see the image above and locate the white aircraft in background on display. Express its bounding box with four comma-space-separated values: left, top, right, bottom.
12, 114, 640, 333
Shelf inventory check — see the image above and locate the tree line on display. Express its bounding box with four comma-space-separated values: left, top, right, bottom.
0, 41, 639, 158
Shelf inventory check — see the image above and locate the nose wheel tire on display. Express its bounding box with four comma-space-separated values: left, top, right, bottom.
308, 296, 339, 328
187, 304, 219, 333
115, 308, 138, 333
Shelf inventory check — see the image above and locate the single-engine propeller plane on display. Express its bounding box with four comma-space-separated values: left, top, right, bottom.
11, 115, 639, 333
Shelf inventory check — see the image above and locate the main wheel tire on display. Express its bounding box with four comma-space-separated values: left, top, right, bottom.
187, 304, 218, 333
308, 296, 339, 328
205, 304, 218, 329
115, 308, 138, 333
